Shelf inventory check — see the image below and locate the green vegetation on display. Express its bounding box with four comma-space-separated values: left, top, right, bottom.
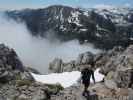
16, 80, 32, 86
45, 83, 64, 93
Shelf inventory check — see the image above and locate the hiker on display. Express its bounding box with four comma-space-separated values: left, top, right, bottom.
81, 66, 95, 96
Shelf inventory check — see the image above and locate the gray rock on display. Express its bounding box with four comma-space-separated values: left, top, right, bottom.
49, 58, 63, 73
62, 61, 76, 72
92, 45, 133, 88
0, 44, 29, 83
50, 52, 95, 73
32, 89, 47, 100
18, 94, 29, 100
113, 70, 132, 88
0, 81, 63, 100
104, 79, 117, 90
20, 71, 34, 81
129, 88, 133, 100
51, 85, 98, 100
75, 54, 83, 65
25, 67, 41, 74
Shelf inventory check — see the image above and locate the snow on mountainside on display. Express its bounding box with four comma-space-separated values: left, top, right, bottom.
5, 5, 133, 49
94, 7, 133, 24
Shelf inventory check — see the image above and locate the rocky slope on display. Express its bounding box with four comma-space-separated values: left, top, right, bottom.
0, 43, 133, 100
49, 45, 133, 100
0, 44, 63, 100
5, 5, 133, 49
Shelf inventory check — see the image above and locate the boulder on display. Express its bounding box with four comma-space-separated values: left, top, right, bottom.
103, 71, 118, 90
49, 58, 63, 73
75, 54, 83, 65
62, 60, 76, 72
104, 79, 117, 90
113, 70, 132, 88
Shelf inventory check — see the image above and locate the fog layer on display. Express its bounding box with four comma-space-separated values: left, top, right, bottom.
0, 13, 100, 73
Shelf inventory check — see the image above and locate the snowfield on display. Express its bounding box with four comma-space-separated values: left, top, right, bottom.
31, 68, 104, 88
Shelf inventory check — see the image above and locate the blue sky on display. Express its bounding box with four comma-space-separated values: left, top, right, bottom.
0, 0, 132, 10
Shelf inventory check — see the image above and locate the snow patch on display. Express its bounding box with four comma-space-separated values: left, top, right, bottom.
83, 11, 89, 17
79, 28, 88, 32
55, 15, 59, 19
96, 33, 102, 37
60, 25, 67, 31
95, 7, 130, 24
68, 11, 82, 26
59, 8, 64, 22
98, 12, 108, 19
31, 68, 104, 88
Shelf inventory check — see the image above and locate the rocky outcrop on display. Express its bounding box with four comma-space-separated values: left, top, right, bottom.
97, 45, 133, 88
49, 45, 133, 100
0, 44, 33, 83
51, 83, 133, 100
49, 58, 63, 73
49, 47, 124, 73
0, 44, 64, 100
49, 51, 95, 73
6, 5, 133, 49
0, 81, 64, 100
95, 46, 125, 74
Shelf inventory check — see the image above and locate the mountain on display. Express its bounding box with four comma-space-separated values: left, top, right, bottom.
5, 5, 133, 49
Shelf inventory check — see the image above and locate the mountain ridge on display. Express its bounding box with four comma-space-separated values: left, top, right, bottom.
5, 5, 133, 49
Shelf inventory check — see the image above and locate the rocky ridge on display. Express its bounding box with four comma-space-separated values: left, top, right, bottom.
0, 44, 63, 100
